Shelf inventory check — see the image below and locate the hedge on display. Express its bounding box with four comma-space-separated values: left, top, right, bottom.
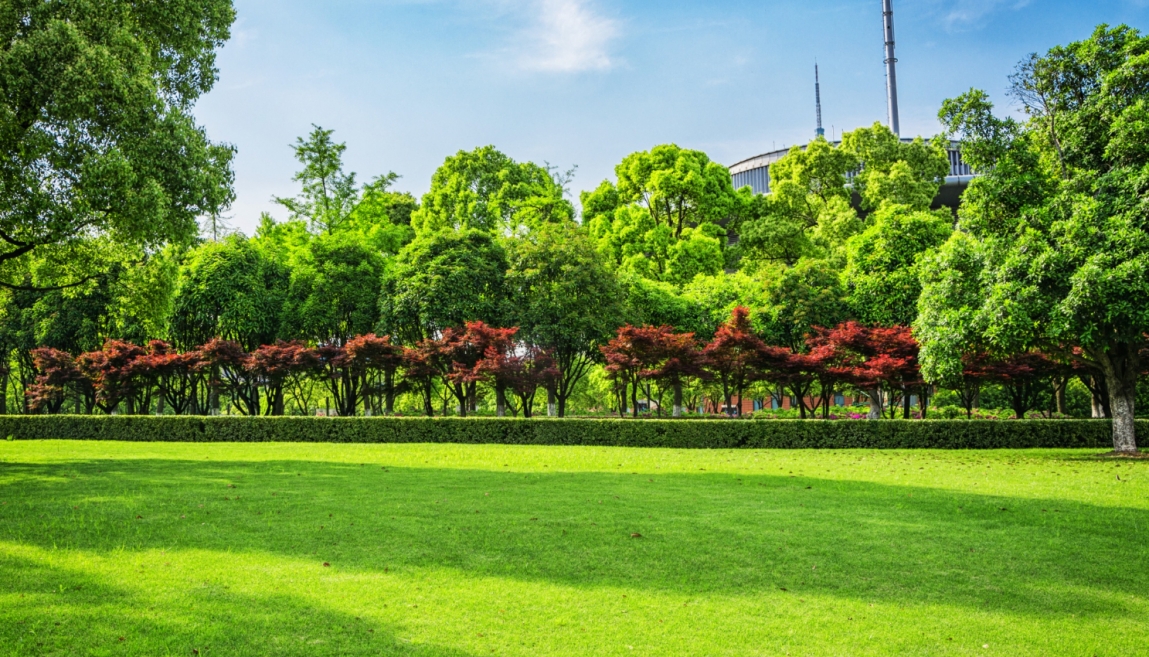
0, 415, 1139, 449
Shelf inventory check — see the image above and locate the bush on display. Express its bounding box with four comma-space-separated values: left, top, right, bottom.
0, 415, 1137, 449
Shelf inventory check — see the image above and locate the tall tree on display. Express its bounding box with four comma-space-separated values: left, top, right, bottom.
274, 126, 361, 235
924, 25, 1149, 452
380, 229, 508, 345
0, 0, 236, 289
412, 146, 573, 235
506, 224, 622, 417
170, 236, 289, 351
283, 232, 384, 346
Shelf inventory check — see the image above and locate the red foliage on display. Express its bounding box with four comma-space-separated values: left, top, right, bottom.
74, 341, 148, 414
199, 338, 259, 415
135, 341, 205, 415
701, 307, 767, 416
248, 341, 319, 415
808, 322, 921, 418
26, 348, 90, 413
476, 343, 559, 417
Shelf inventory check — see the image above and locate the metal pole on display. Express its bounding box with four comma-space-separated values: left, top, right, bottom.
815, 64, 825, 138
882, 0, 900, 136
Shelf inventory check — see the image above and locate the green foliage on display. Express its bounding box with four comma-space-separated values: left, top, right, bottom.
924, 26, 1149, 450
839, 123, 951, 212
274, 126, 362, 234
380, 229, 508, 343
757, 260, 849, 350
619, 274, 709, 335
412, 146, 573, 235
0, 415, 1126, 449
505, 225, 623, 415
844, 204, 954, 326
583, 145, 743, 286
0, 0, 236, 288
170, 236, 289, 350
283, 233, 385, 345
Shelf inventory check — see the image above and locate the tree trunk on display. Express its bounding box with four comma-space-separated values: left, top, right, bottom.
672, 381, 683, 418
1098, 350, 1139, 453
902, 387, 912, 419
866, 390, 882, 420
631, 381, 639, 419
495, 385, 506, 418
547, 387, 556, 417
156, 392, 165, 416
384, 369, 395, 415
273, 387, 285, 416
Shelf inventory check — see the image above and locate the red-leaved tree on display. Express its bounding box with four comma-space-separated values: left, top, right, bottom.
702, 307, 767, 417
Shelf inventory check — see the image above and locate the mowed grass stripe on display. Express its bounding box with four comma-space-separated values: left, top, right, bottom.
1, 441, 1146, 656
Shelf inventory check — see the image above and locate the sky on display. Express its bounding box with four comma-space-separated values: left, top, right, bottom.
192, 0, 1149, 234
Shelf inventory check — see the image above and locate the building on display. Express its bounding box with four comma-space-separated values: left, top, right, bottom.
728, 140, 975, 211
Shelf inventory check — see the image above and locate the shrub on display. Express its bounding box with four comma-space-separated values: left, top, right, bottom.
0, 416, 1135, 449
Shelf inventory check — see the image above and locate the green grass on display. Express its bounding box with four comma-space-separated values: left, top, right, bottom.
1, 441, 1147, 656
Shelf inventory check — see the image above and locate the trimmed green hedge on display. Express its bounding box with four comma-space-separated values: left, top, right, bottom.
0, 415, 1137, 449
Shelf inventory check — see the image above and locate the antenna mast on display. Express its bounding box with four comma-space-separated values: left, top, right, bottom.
815, 64, 825, 138
882, 0, 900, 136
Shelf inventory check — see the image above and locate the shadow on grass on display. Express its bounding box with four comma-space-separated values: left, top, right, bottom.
2, 457, 1147, 624
0, 549, 479, 657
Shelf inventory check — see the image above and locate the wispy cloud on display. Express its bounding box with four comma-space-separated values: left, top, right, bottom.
939, 0, 1032, 31
516, 0, 620, 72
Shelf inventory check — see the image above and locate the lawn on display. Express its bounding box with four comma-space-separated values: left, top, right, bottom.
1, 441, 1146, 656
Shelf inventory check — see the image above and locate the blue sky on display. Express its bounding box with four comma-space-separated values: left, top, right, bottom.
193, 0, 1149, 234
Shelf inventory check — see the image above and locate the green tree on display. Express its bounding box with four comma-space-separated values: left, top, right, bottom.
412, 147, 573, 235
506, 225, 623, 416
379, 230, 508, 345
583, 145, 745, 285
0, 0, 236, 289
921, 25, 1149, 452
170, 236, 289, 351
283, 232, 385, 346
274, 126, 361, 235
844, 204, 953, 327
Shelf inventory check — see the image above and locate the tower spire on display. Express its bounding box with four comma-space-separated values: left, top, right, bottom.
815, 63, 825, 138
882, 0, 901, 136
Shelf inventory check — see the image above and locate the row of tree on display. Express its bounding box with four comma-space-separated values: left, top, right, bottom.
26, 305, 1081, 425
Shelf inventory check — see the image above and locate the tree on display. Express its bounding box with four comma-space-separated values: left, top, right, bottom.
981, 352, 1059, 419
702, 307, 766, 416
844, 204, 953, 327
26, 348, 92, 414
818, 322, 921, 419
926, 25, 1149, 452
139, 341, 206, 416
601, 326, 658, 418
0, 0, 236, 290
274, 126, 361, 235
170, 236, 289, 351
380, 230, 508, 345
344, 334, 404, 415
198, 338, 258, 415
639, 327, 705, 417
74, 340, 148, 415
247, 341, 318, 415
283, 232, 384, 346
838, 123, 951, 212
505, 225, 623, 417
476, 343, 558, 417
412, 146, 573, 235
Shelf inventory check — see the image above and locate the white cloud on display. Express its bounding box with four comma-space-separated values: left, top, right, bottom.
940, 0, 1032, 30
517, 0, 620, 72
